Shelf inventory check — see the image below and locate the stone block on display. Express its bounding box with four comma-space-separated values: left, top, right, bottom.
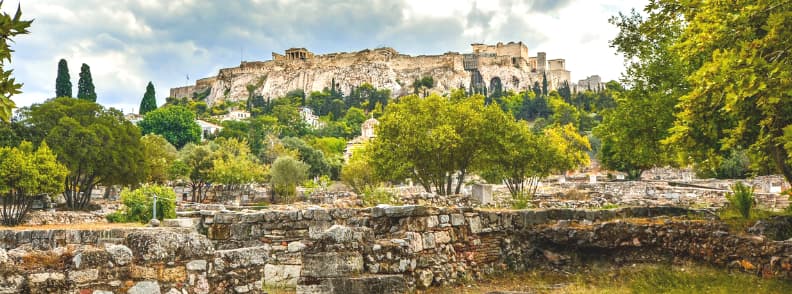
130, 265, 158, 279
302, 252, 363, 278
439, 214, 450, 224
422, 232, 436, 249
435, 231, 451, 244
371, 205, 430, 218
472, 184, 493, 205
450, 214, 465, 226
105, 244, 133, 266
263, 264, 301, 286
426, 216, 439, 228
68, 268, 98, 284
468, 216, 482, 234
73, 248, 111, 269
405, 232, 423, 252
128, 281, 161, 294
298, 275, 406, 294
186, 259, 207, 271
160, 266, 187, 282
287, 241, 306, 252
162, 218, 195, 228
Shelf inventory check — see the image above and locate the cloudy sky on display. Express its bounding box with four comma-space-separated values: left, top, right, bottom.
4, 0, 645, 113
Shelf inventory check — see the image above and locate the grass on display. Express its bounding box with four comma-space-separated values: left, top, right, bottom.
424, 263, 792, 294
717, 207, 791, 234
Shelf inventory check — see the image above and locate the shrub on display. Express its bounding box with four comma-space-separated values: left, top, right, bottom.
726, 182, 754, 219
109, 185, 176, 223
511, 192, 532, 210
361, 187, 400, 207
270, 156, 308, 203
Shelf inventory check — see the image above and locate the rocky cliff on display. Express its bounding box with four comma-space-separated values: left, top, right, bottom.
171, 42, 573, 106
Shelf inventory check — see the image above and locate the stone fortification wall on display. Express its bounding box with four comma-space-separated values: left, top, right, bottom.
2, 205, 791, 293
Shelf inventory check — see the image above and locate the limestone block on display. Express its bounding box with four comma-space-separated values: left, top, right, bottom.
287, 241, 307, 253
435, 231, 451, 244
263, 264, 301, 286
422, 232, 436, 249
405, 232, 423, 252
28, 272, 64, 284
68, 268, 98, 284
468, 216, 482, 234
127, 281, 161, 294
125, 230, 213, 262
371, 205, 431, 218
472, 184, 493, 205
450, 214, 465, 226
298, 275, 406, 294
439, 214, 450, 224
160, 266, 187, 282
186, 259, 207, 271
302, 252, 363, 278
418, 269, 434, 288
426, 216, 439, 228
130, 265, 158, 279
73, 248, 111, 269
105, 244, 132, 266
162, 218, 195, 228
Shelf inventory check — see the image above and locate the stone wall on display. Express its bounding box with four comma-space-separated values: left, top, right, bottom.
2, 205, 791, 293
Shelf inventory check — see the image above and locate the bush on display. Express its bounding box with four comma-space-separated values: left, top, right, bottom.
511, 192, 532, 210
726, 182, 754, 219
109, 185, 176, 223
361, 187, 400, 207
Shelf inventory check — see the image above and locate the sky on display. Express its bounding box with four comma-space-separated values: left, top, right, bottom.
3, 0, 646, 113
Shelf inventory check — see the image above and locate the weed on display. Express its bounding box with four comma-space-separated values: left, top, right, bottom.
725, 182, 754, 219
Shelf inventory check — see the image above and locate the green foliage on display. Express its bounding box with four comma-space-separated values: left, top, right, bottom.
140, 134, 177, 184
341, 143, 379, 194
360, 187, 400, 207
209, 137, 267, 189
725, 182, 755, 219
139, 81, 157, 115
55, 59, 71, 98
22, 97, 145, 210
138, 106, 201, 149
0, 3, 31, 122
179, 142, 216, 202
370, 94, 504, 195
0, 141, 68, 226
76, 63, 96, 102
270, 156, 309, 203
511, 193, 531, 210
109, 185, 176, 223
308, 137, 346, 156
281, 137, 331, 178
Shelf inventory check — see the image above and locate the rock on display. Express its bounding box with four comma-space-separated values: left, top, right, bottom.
128, 281, 161, 294
68, 269, 98, 284
149, 219, 161, 227
298, 275, 406, 294
450, 214, 465, 226
405, 232, 423, 252
105, 244, 133, 266
93, 291, 114, 294
73, 248, 111, 269
422, 232, 436, 249
263, 264, 301, 286
162, 218, 195, 228
0, 248, 8, 264
288, 241, 307, 252
418, 269, 434, 288
323, 225, 354, 243
371, 205, 430, 218
186, 259, 207, 271
435, 231, 451, 244
125, 230, 213, 262
302, 252, 363, 278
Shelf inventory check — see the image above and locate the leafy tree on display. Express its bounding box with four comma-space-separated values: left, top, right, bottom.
412, 76, 434, 97
282, 137, 330, 178
341, 143, 380, 194
544, 123, 591, 173
649, 0, 792, 183
179, 142, 216, 202
270, 156, 308, 202
0, 3, 31, 123
140, 134, 177, 184
76, 63, 96, 102
22, 97, 145, 210
309, 137, 347, 156
209, 138, 267, 192
532, 81, 541, 97
138, 106, 201, 149
0, 142, 68, 226
139, 81, 157, 115
107, 185, 176, 223
55, 59, 71, 98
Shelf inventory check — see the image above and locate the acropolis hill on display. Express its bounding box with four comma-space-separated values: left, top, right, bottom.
170, 41, 572, 105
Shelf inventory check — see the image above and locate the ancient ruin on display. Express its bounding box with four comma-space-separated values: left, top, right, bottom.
169, 42, 572, 106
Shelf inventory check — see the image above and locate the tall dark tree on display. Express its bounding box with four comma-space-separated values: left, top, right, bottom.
77, 63, 96, 102
139, 81, 157, 115
541, 71, 548, 96
55, 59, 72, 98
532, 81, 541, 97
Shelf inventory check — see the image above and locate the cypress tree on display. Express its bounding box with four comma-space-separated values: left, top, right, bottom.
55, 59, 72, 97
139, 81, 157, 115
541, 71, 548, 96
77, 63, 97, 102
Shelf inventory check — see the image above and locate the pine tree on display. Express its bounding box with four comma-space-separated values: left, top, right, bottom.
77, 63, 97, 102
139, 81, 157, 115
55, 59, 72, 97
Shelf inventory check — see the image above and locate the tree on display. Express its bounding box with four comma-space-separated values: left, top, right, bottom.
108, 185, 176, 223
541, 71, 548, 96
0, 142, 68, 226
138, 106, 201, 149
270, 156, 308, 202
21, 97, 145, 210
341, 142, 379, 194
55, 59, 71, 98
544, 123, 591, 173
139, 81, 157, 115
0, 3, 31, 123
209, 138, 267, 192
77, 63, 96, 102
179, 142, 216, 203
140, 134, 177, 184
281, 137, 331, 178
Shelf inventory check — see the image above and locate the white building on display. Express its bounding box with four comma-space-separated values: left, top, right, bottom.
124, 113, 143, 125
196, 119, 223, 140
299, 107, 324, 129
213, 109, 251, 122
